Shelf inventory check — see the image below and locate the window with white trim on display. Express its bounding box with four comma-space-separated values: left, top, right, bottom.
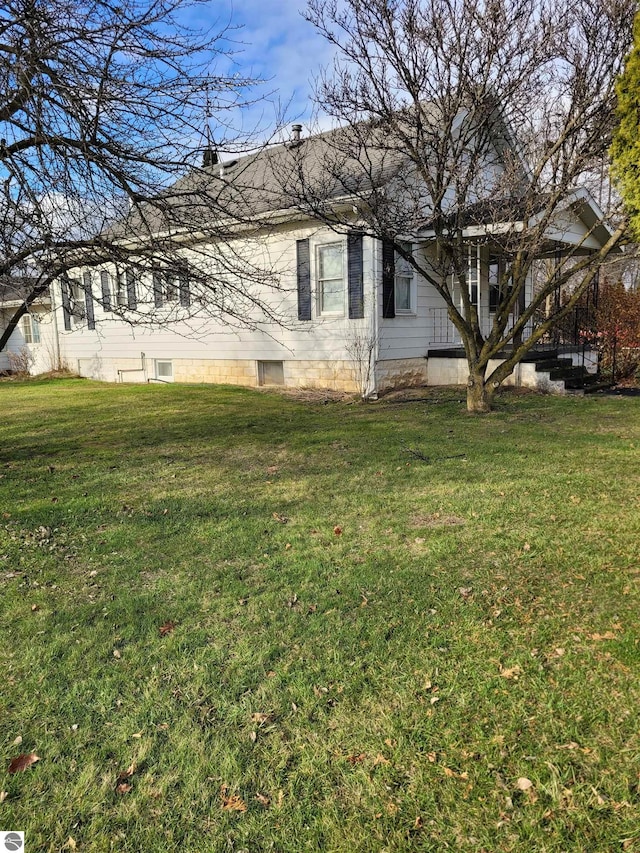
115, 273, 127, 307
100, 270, 112, 310
21, 313, 40, 344
163, 273, 178, 303
467, 244, 480, 308
155, 360, 173, 381
69, 277, 85, 319
316, 242, 344, 316
395, 243, 416, 314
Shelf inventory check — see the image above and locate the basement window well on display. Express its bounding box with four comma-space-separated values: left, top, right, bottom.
258, 361, 284, 386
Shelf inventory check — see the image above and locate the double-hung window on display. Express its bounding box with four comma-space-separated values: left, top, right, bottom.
69, 278, 85, 319
164, 274, 178, 303
22, 314, 40, 344
467, 244, 480, 308
317, 242, 344, 315
115, 274, 127, 307
395, 243, 415, 314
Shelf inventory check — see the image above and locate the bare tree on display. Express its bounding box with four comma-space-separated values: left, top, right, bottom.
0, 0, 286, 357
280, 0, 634, 411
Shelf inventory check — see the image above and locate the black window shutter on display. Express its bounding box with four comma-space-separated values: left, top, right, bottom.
153, 271, 163, 308
296, 238, 311, 321
347, 232, 364, 319
101, 271, 112, 311
60, 279, 72, 330
179, 268, 190, 307
126, 269, 137, 309
83, 271, 96, 330
382, 239, 395, 318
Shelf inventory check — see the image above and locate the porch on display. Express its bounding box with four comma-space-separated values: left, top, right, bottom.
426, 344, 600, 393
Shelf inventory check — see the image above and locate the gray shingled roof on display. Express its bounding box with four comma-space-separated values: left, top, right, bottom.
0, 277, 50, 305
107, 117, 424, 239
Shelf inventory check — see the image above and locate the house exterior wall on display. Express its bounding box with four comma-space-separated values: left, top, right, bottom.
55, 221, 374, 393
0, 304, 58, 374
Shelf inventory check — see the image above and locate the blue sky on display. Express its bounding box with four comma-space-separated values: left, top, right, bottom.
184, 0, 337, 146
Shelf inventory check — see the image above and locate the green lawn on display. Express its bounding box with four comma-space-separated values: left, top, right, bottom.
0, 379, 638, 852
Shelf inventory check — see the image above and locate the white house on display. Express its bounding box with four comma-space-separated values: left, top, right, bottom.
1, 121, 612, 394
0, 281, 58, 376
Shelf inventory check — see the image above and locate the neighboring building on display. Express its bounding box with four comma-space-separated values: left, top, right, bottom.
2, 123, 611, 394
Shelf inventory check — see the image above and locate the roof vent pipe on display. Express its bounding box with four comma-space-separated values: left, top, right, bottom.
291, 124, 302, 144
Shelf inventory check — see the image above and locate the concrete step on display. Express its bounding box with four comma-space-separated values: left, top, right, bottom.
548, 366, 588, 382
534, 358, 574, 372
564, 374, 603, 390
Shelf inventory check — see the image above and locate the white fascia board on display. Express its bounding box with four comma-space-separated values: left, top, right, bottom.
0, 297, 52, 309
416, 221, 525, 240
107, 196, 362, 252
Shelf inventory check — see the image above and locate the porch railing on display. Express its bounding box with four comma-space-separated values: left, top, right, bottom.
429, 307, 534, 347
429, 307, 461, 345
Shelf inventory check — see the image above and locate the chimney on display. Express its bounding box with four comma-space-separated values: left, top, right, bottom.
291, 124, 303, 145
203, 146, 218, 168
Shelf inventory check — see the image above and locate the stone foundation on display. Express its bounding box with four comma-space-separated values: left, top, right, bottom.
76, 356, 361, 392
376, 358, 428, 392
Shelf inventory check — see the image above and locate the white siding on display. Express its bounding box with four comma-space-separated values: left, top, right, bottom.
56, 221, 377, 386
0, 305, 58, 375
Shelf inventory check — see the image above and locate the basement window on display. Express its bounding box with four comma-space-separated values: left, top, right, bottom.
155, 360, 174, 381
258, 361, 284, 386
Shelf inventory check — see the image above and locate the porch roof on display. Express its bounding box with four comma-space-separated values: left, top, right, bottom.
416, 188, 618, 254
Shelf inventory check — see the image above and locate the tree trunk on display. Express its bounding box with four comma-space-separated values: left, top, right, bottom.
466, 370, 494, 413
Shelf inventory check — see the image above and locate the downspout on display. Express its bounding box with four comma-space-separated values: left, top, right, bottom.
366, 235, 380, 398
50, 282, 61, 371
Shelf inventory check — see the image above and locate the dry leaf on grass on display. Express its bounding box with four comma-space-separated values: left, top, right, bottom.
443, 767, 469, 780
516, 777, 533, 791
220, 785, 247, 812
255, 793, 270, 807
115, 782, 132, 795
8, 753, 39, 773
159, 621, 175, 636
346, 753, 366, 764
373, 753, 390, 766
589, 631, 617, 641
499, 664, 522, 680
116, 762, 136, 783
0, 791, 8, 803
251, 712, 273, 724
333, 525, 342, 535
